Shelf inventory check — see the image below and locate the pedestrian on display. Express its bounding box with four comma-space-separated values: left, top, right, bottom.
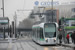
66, 33, 70, 44
71, 32, 74, 43
73, 31, 75, 44
58, 33, 62, 44
17, 34, 19, 38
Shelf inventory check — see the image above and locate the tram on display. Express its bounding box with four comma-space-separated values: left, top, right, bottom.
32, 22, 59, 45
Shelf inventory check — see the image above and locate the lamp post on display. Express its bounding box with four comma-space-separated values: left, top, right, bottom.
2, 0, 5, 39
51, 0, 53, 22
14, 12, 17, 38
2, 0, 4, 17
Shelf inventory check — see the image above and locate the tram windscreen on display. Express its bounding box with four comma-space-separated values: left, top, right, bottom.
44, 23, 56, 38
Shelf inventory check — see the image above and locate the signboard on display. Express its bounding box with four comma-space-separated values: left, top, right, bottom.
34, 0, 75, 6
0, 17, 9, 25
66, 20, 75, 26
0, 20, 8, 23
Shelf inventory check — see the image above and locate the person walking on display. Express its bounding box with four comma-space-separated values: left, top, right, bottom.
73, 31, 75, 44
66, 33, 70, 44
58, 33, 62, 44
71, 32, 74, 43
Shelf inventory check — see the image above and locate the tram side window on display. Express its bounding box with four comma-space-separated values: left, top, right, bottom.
35, 28, 37, 38
40, 28, 44, 39
32, 29, 33, 36
32, 29, 34, 37
33, 29, 35, 37
38, 28, 40, 39
36, 28, 38, 38
34, 29, 36, 37
37, 28, 39, 39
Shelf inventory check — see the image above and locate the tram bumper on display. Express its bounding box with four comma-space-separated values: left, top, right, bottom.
42, 38, 56, 45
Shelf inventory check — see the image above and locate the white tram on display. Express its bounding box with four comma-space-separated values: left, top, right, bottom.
32, 22, 59, 45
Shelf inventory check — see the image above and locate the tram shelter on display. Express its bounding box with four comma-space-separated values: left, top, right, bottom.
0, 17, 9, 39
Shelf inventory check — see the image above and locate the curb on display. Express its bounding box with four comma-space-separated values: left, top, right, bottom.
0, 38, 17, 43
0, 41, 16, 43
61, 44, 75, 48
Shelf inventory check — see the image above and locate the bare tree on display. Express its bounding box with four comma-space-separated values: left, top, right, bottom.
18, 18, 34, 28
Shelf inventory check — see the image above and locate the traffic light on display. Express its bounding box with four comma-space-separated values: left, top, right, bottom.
59, 19, 61, 25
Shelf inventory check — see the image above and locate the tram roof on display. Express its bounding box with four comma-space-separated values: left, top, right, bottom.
32, 22, 59, 28
32, 23, 45, 28
32, 22, 58, 28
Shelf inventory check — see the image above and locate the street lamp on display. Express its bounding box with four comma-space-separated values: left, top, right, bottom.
51, 0, 53, 22
2, 0, 4, 17
13, 12, 17, 38
1, 0, 5, 39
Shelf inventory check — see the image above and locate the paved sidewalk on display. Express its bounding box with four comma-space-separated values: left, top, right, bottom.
59, 38, 75, 48
0, 42, 9, 50
0, 38, 17, 43
0, 37, 17, 50
61, 42, 75, 48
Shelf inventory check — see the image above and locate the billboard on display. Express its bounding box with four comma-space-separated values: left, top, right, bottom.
34, 0, 75, 6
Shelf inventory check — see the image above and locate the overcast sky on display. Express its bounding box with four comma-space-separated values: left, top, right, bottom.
0, 0, 75, 25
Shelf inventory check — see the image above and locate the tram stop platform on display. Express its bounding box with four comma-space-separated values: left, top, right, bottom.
0, 38, 17, 43
61, 43, 75, 49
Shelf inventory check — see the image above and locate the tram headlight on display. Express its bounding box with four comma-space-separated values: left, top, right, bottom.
45, 38, 48, 40
54, 38, 56, 42
45, 38, 48, 42
54, 38, 56, 40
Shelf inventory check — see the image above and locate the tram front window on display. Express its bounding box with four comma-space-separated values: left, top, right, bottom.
45, 32, 56, 38
44, 23, 56, 38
